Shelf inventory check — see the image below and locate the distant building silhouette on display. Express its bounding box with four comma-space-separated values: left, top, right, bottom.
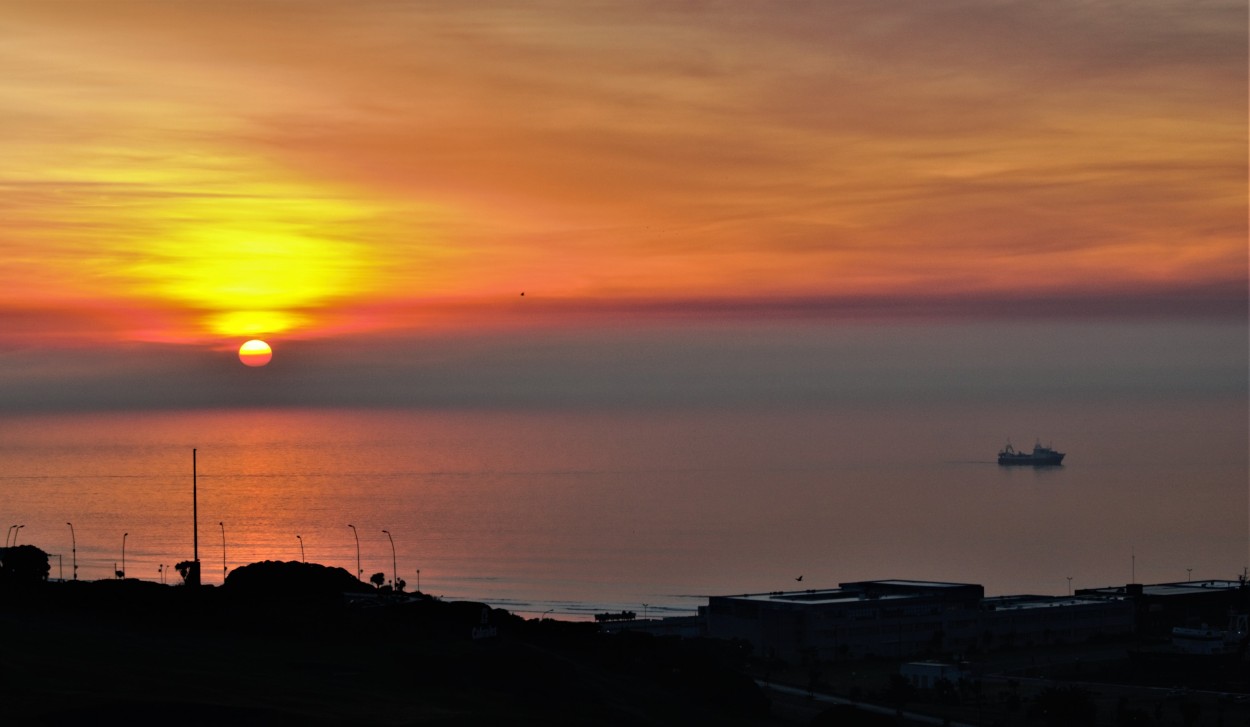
706, 579, 1131, 661
704, 578, 1249, 663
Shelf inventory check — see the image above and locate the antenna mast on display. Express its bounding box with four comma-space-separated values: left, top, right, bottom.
193, 448, 198, 564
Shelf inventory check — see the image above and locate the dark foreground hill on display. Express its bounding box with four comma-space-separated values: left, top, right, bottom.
0, 562, 771, 726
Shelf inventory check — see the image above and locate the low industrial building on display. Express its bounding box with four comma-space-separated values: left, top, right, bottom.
1076, 580, 1248, 637
705, 579, 1136, 662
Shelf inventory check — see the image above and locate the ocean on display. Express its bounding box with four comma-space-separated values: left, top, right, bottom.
0, 321, 1245, 619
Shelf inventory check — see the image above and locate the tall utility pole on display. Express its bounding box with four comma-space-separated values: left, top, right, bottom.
193, 449, 198, 564
187, 448, 200, 587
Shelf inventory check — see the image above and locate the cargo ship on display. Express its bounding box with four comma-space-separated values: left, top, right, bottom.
998, 441, 1065, 466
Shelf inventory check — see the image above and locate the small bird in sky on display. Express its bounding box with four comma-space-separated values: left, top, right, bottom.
520, 291, 525, 296
795, 575, 803, 582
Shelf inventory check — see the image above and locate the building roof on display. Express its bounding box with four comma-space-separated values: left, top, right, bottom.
1144, 581, 1244, 596
713, 579, 982, 605
982, 595, 1125, 611
1078, 580, 1245, 598
714, 588, 884, 604
862, 579, 975, 589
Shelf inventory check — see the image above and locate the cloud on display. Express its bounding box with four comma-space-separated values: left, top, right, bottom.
0, 0, 1244, 344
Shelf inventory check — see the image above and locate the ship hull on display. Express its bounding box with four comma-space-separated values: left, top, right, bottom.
997, 453, 1065, 466
997, 442, 1065, 466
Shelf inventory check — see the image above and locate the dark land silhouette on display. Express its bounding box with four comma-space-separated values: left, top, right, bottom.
0, 554, 771, 725
3, 547, 1250, 725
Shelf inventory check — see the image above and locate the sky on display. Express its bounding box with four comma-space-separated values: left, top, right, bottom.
0, 1, 1246, 409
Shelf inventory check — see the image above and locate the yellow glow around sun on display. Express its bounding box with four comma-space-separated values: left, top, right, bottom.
122, 191, 375, 337
210, 310, 308, 338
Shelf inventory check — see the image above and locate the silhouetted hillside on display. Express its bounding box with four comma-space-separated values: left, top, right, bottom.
0, 563, 773, 725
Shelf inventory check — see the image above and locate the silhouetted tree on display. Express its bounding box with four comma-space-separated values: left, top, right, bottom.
370, 572, 385, 589
395, 577, 406, 593
174, 560, 198, 585
0, 545, 50, 584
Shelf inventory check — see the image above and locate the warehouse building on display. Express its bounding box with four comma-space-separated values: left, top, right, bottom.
705, 579, 1135, 662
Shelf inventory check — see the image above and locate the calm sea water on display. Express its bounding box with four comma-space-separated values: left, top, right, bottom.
0, 322, 1245, 619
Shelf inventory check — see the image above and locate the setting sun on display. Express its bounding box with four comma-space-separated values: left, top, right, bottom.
238, 339, 273, 367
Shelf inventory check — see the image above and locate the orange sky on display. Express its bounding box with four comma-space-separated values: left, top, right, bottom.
1, 1, 1245, 346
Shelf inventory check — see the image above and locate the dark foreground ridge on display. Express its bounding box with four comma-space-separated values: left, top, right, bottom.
0, 559, 770, 726
5, 553, 1250, 725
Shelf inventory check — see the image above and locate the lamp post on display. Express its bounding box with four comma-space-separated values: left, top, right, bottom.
191, 448, 200, 588
296, 534, 304, 563
11, 524, 24, 546
219, 522, 226, 582
121, 532, 128, 579
1187, 568, 1193, 582
1066, 576, 1073, 596
4, 525, 13, 547
348, 524, 361, 581
382, 529, 396, 588
416, 568, 420, 593
66, 522, 77, 580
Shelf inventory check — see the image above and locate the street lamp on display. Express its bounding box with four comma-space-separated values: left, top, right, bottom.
1066, 577, 1073, 596
10, 524, 24, 546
1187, 568, 1193, 582
219, 522, 226, 582
296, 534, 304, 563
121, 532, 128, 579
348, 524, 361, 581
382, 529, 396, 589
67, 522, 77, 580
4, 525, 12, 547
416, 568, 420, 593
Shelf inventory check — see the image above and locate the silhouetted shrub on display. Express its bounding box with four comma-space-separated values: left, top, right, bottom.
174, 559, 199, 586
224, 560, 371, 601
0, 545, 50, 584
